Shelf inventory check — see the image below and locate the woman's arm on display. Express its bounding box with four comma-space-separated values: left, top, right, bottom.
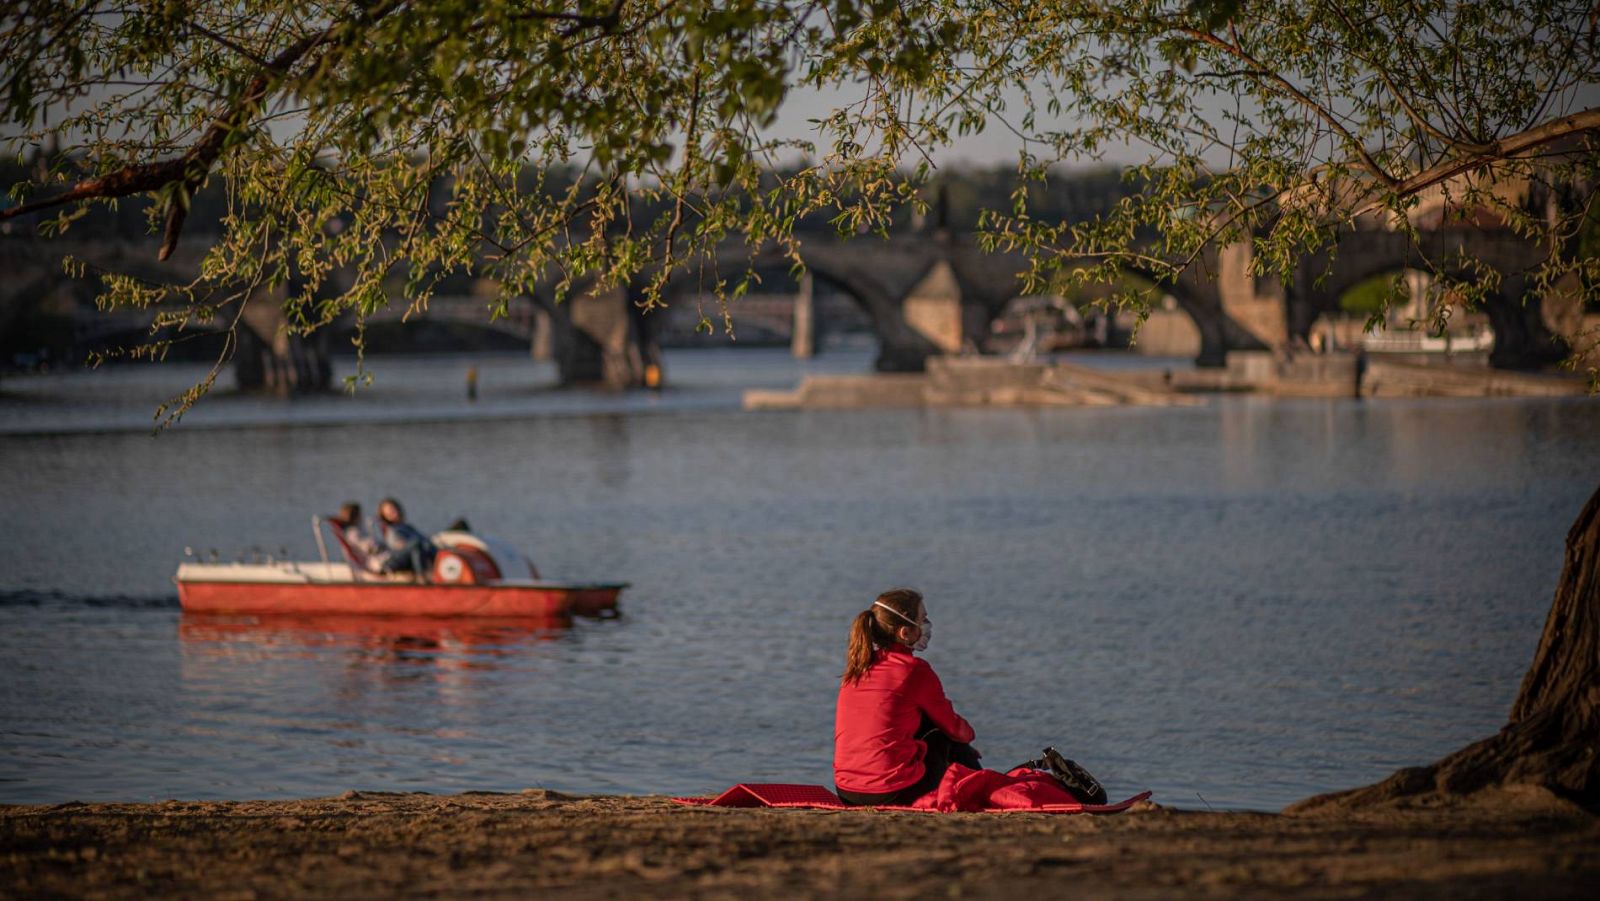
912, 662, 975, 744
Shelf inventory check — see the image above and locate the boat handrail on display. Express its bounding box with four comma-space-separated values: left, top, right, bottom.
315, 515, 337, 585
309, 514, 355, 584
312, 514, 330, 569
311, 514, 367, 584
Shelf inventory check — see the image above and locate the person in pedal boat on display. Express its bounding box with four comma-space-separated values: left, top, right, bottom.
371, 497, 436, 578
328, 502, 381, 565
833, 588, 981, 806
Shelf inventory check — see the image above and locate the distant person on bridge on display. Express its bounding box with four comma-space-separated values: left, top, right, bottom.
372, 497, 436, 580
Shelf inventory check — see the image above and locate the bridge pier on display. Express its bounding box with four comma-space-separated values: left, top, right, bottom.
232, 290, 332, 393
792, 271, 815, 359
1168, 286, 1267, 368
874, 342, 935, 372
1484, 275, 1568, 370
1193, 326, 1230, 368
233, 323, 331, 393
901, 259, 964, 354
542, 282, 662, 388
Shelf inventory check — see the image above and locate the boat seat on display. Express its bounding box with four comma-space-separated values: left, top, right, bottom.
324, 518, 439, 583
323, 518, 375, 573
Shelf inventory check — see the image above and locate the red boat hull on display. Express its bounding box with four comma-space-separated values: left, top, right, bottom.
177, 580, 624, 618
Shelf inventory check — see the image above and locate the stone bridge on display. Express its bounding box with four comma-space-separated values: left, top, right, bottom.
0, 235, 542, 391
540, 229, 1280, 386
0, 235, 326, 391
1, 219, 1572, 390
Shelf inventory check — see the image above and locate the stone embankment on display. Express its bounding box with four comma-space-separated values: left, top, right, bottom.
1218, 351, 1590, 398
744, 357, 1198, 410
745, 353, 1590, 410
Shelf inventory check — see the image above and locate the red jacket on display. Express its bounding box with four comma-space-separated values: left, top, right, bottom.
833, 645, 975, 794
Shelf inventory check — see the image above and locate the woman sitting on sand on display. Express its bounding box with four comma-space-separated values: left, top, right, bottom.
833, 588, 983, 806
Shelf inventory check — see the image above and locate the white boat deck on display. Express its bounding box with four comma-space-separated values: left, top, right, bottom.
177, 562, 398, 584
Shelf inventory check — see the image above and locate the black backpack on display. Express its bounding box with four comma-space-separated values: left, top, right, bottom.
1019, 746, 1107, 805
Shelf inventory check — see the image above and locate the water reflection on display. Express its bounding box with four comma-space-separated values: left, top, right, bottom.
3, 378, 1596, 806
178, 612, 572, 671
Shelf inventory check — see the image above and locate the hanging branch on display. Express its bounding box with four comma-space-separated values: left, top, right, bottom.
0, 2, 403, 259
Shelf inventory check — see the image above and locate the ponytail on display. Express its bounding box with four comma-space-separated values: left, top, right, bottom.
843, 610, 877, 684
842, 587, 924, 684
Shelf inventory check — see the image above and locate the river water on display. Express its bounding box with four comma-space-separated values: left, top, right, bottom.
0, 350, 1595, 810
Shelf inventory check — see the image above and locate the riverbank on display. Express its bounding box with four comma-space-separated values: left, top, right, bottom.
0, 348, 878, 435
3, 786, 1595, 898
742, 354, 1589, 410
743, 357, 1200, 409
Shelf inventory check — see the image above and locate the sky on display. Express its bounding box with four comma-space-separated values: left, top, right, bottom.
765, 80, 1150, 172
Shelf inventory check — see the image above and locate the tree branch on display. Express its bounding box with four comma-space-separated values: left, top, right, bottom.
509, 0, 627, 37
1, 1, 403, 260
1375, 107, 1600, 208
1324, 5, 1491, 156
186, 22, 274, 69
1176, 25, 1400, 189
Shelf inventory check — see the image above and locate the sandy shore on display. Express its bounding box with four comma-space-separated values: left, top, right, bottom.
3, 786, 1596, 898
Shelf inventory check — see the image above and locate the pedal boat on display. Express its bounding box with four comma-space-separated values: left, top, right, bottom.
175, 517, 626, 618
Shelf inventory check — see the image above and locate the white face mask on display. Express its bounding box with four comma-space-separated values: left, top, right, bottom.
874, 601, 932, 652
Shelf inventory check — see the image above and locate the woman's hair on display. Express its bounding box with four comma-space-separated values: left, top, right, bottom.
379, 497, 404, 522
335, 502, 361, 526
843, 588, 923, 684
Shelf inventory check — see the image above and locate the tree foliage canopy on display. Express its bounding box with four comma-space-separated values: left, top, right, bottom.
3, 0, 1598, 404
954, 1, 1600, 327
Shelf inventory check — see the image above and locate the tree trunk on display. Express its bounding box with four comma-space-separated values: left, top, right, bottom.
1289, 483, 1600, 813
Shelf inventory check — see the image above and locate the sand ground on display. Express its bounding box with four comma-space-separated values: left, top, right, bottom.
3, 786, 1597, 898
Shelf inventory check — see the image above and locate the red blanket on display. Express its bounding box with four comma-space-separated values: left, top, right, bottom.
674, 765, 1151, 814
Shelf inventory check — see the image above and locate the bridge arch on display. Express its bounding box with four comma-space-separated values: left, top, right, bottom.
653, 257, 873, 346
793, 254, 942, 370
1113, 253, 1270, 367
1288, 229, 1565, 369
712, 247, 943, 371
